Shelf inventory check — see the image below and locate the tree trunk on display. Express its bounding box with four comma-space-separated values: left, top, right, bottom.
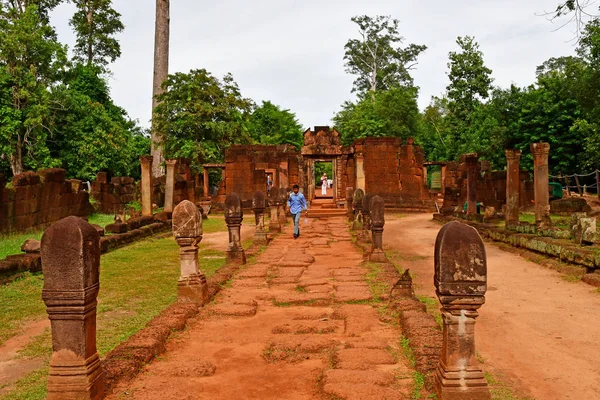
150, 0, 170, 177
10, 141, 23, 176
87, 6, 93, 65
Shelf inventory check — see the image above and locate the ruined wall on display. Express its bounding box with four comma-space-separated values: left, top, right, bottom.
442, 157, 534, 211
225, 145, 302, 207
354, 137, 433, 210
0, 169, 93, 234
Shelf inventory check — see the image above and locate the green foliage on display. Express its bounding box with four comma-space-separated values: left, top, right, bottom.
344, 15, 426, 94
334, 86, 420, 145
246, 100, 303, 148
314, 161, 332, 184
153, 69, 254, 173
69, 0, 124, 68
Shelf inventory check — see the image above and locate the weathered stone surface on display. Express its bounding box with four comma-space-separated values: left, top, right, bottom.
225, 192, 246, 265
531, 142, 551, 228
21, 238, 40, 253
140, 156, 153, 217
369, 195, 388, 263
552, 197, 592, 214
253, 190, 268, 245
352, 189, 364, 230
433, 221, 490, 400
41, 216, 104, 399
172, 200, 208, 304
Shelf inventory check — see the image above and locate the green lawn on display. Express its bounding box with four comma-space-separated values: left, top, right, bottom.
0, 214, 114, 260
0, 235, 227, 400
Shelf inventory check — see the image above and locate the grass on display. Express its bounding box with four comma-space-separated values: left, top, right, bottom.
417, 295, 443, 329
0, 213, 114, 260
0, 235, 227, 399
561, 274, 582, 283
485, 372, 535, 400
364, 262, 389, 301
518, 213, 570, 229
202, 216, 228, 233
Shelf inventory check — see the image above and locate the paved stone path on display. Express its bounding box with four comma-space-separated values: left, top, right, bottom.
107, 217, 415, 400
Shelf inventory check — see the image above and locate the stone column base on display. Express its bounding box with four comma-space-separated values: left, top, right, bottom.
47, 353, 104, 400
269, 223, 281, 233
369, 249, 388, 263
433, 363, 491, 400
227, 249, 246, 265
178, 274, 209, 304
253, 231, 268, 245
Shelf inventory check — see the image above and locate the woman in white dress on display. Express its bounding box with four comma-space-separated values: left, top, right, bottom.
321, 173, 328, 195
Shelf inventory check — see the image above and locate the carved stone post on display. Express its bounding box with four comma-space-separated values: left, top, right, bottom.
225, 192, 246, 265
530, 142, 552, 228
505, 149, 522, 227
253, 191, 268, 245
346, 186, 354, 221
41, 216, 104, 399
369, 195, 388, 263
465, 153, 479, 215
268, 187, 281, 233
164, 159, 177, 213
203, 168, 209, 198
434, 221, 491, 400
360, 193, 373, 242
278, 188, 288, 226
140, 156, 154, 216
352, 189, 364, 231
172, 200, 208, 304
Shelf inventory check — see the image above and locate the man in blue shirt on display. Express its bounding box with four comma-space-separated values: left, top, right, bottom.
287, 184, 308, 239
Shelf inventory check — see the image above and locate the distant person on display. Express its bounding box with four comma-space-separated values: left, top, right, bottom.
288, 184, 308, 239
267, 175, 272, 193
321, 173, 328, 195
327, 178, 333, 188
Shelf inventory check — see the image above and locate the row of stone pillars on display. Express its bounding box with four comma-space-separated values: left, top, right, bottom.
40, 189, 282, 399
464, 143, 551, 229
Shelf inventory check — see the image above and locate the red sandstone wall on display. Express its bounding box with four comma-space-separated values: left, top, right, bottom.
0, 169, 93, 234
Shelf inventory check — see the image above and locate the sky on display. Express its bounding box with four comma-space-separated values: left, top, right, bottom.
49, 0, 580, 130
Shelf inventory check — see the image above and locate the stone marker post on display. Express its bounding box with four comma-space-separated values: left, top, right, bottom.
346, 186, 354, 221
172, 200, 209, 304
41, 216, 104, 399
203, 168, 209, 198
278, 188, 288, 226
434, 221, 491, 400
369, 195, 388, 263
268, 187, 281, 233
225, 192, 246, 265
361, 193, 373, 242
253, 190, 268, 245
465, 153, 479, 215
164, 159, 177, 213
505, 149, 521, 227
352, 188, 364, 231
140, 156, 154, 216
530, 142, 552, 228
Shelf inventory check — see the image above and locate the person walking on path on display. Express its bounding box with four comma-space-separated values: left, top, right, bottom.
321, 173, 328, 196
288, 184, 308, 239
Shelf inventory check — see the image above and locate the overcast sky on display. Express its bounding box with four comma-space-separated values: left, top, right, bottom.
49, 0, 579, 130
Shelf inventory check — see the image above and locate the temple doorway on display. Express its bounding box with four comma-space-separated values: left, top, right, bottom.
314, 161, 334, 199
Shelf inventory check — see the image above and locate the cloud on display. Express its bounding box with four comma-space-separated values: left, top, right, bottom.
50, 0, 577, 129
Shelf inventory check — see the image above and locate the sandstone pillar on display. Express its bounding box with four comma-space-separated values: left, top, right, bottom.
355, 153, 365, 192
253, 191, 268, 245
530, 142, 552, 228
203, 168, 209, 198
465, 154, 479, 215
434, 221, 490, 400
278, 188, 288, 226
225, 192, 246, 265
505, 149, 522, 227
352, 189, 364, 231
346, 186, 354, 222
369, 195, 388, 263
441, 165, 447, 196
268, 187, 281, 233
164, 159, 177, 213
41, 216, 104, 399
140, 156, 154, 216
172, 200, 208, 304
360, 193, 373, 242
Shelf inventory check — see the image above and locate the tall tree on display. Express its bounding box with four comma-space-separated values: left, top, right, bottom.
69, 0, 124, 68
343, 15, 426, 95
246, 101, 304, 148
0, 3, 67, 175
151, 0, 169, 177
152, 69, 254, 173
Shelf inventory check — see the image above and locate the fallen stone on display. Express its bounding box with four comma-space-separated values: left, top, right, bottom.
21, 239, 40, 253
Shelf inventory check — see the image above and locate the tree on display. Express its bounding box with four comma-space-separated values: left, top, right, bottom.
151, 0, 169, 177
153, 69, 253, 172
343, 15, 426, 95
246, 101, 304, 148
0, 3, 68, 175
69, 0, 124, 68
334, 86, 420, 145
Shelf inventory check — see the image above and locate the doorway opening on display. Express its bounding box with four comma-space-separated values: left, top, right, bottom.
314, 161, 333, 199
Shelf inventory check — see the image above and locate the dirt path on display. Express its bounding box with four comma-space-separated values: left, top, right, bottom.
106, 217, 416, 400
384, 214, 600, 400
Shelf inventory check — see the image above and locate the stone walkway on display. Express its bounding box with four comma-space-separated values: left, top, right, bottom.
107, 217, 415, 400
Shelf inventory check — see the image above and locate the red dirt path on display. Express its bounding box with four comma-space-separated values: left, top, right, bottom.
384, 214, 600, 400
